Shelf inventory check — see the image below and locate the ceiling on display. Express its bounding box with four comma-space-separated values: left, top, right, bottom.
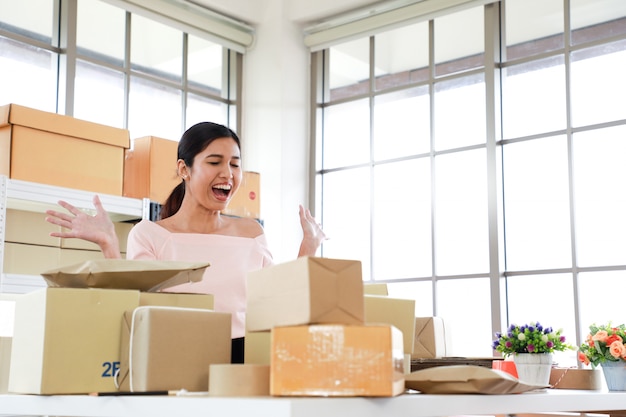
185, 0, 386, 25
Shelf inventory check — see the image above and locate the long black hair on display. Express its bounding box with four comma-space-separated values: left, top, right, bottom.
159, 122, 241, 219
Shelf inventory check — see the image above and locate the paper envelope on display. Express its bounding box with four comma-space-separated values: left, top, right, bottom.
246, 256, 364, 332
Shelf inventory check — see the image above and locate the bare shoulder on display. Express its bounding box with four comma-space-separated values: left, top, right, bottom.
225, 215, 264, 238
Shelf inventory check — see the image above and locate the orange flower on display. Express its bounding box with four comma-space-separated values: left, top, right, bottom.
606, 334, 623, 345
609, 341, 625, 359
578, 351, 590, 366
593, 330, 609, 343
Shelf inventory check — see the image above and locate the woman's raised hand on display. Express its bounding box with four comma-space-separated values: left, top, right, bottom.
45, 195, 122, 259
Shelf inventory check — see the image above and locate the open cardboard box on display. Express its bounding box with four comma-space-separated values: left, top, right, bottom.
9, 260, 216, 395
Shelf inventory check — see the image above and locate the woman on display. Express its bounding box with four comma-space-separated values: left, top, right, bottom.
45, 122, 326, 363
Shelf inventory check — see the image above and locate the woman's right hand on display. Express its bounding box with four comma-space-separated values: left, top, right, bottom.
45, 195, 122, 259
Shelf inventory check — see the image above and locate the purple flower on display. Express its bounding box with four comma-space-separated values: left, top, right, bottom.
560, 336, 566, 342
528, 325, 535, 333
546, 341, 554, 348
505, 341, 513, 348
527, 344, 536, 352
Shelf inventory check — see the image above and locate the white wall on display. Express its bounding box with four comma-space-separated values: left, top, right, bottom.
197, 0, 378, 262
240, 0, 311, 263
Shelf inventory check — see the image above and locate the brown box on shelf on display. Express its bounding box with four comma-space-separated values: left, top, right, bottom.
0, 103, 129, 195
246, 256, 364, 332
123, 136, 180, 205
5, 209, 61, 247
222, 171, 261, 219
270, 324, 405, 397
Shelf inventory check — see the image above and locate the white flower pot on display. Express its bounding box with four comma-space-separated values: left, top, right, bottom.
513, 353, 553, 386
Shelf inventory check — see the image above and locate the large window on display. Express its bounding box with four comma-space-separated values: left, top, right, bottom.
313, 0, 626, 359
0, 0, 242, 141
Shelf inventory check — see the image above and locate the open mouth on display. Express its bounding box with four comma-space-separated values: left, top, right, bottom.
213, 184, 232, 200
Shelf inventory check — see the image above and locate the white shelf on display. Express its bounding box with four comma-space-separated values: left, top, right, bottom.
0, 176, 150, 294
0, 389, 625, 417
1, 176, 148, 222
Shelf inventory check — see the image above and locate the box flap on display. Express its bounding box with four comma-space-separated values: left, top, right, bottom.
41, 259, 210, 291
1, 103, 129, 148
310, 258, 364, 324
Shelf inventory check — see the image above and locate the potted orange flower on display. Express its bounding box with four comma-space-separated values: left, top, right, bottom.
578, 323, 626, 391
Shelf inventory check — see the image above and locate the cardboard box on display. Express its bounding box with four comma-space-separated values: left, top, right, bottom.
222, 171, 261, 219
270, 324, 405, 397
0, 103, 129, 195
3, 242, 62, 275
244, 329, 271, 365
123, 136, 180, 204
364, 282, 388, 295
9, 287, 139, 395
5, 209, 60, 247
8, 261, 213, 394
118, 306, 231, 392
246, 257, 364, 332
8, 288, 215, 395
412, 317, 447, 358
0, 337, 12, 394
364, 295, 416, 355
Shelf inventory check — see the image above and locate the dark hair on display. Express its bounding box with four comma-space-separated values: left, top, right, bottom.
159, 122, 241, 219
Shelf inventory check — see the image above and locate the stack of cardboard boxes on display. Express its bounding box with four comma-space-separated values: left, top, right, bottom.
0, 103, 451, 397
7, 260, 231, 395
245, 256, 405, 397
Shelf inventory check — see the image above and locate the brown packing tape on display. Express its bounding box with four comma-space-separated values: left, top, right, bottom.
549, 367, 603, 390
208, 364, 270, 397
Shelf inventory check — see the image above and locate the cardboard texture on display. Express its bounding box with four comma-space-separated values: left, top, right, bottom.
5, 209, 60, 247
363, 283, 388, 295
0, 337, 11, 394
222, 171, 261, 219
550, 367, 603, 390
117, 306, 231, 392
0, 103, 129, 195
412, 317, 447, 358
9, 287, 139, 395
123, 136, 180, 204
246, 257, 364, 332
209, 364, 270, 397
3, 243, 64, 275
244, 330, 271, 365
405, 365, 547, 394
271, 324, 405, 397
40, 259, 209, 291
8, 288, 215, 395
364, 295, 415, 355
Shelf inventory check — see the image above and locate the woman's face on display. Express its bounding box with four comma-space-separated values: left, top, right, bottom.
185, 137, 242, 211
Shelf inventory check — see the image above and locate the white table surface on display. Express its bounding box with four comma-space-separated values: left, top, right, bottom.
1, 389, 626, 417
